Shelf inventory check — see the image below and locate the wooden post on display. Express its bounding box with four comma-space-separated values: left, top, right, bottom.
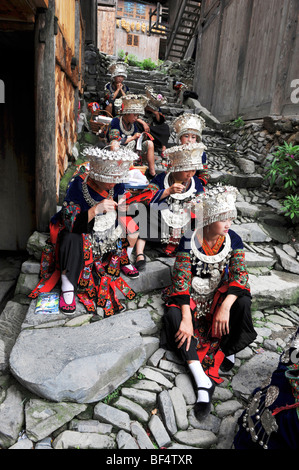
34, 0, 57, 232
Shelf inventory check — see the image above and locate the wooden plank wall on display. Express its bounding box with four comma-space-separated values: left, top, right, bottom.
54, 0, 83, 195
195, 0, 299, 122
115, 28, 160, 61
55, 0, 76, 54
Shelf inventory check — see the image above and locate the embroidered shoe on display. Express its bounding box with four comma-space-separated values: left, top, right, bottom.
121, 264, 139, 279
59, 290, 76, 315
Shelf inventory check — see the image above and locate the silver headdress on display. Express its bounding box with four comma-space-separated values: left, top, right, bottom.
83, 147, 136, 183
119, 94, 149, 115
172, 113, 206, 142
108, 61, 128, 79
164, 142, 206, 173
145, 86, 167, 110
194, 185, 238, 228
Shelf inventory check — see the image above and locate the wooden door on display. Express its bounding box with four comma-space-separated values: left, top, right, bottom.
98, 6, 116, 55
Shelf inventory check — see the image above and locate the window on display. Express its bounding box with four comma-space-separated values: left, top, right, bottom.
124, 1, 135, 17
122, 1, 148, 19
136, 4, 146, 19
127, 34, 139, 47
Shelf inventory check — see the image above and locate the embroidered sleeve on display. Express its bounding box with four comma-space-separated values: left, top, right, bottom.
228, 249, 250, 292
197, 166, 210, 186
126, 182, 161, 207
108, 128, 121, 141
104, 83, 112, 102
168, 252, 192, 305
61, 202, 82, 232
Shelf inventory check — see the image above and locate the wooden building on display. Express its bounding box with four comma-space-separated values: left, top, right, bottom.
97, 0, 166, 61
166, 0, 299, 122
0, 0, 95, 251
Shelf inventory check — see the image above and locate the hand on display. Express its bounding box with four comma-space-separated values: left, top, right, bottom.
94, 199, 117, 215
175, 317, 194, 351
169, 183, 185, 194
116, 82, 123, 90
143, 123, 150, 133
212, 304, 230, 338
117, 197, 127, 213
134, 133, 141, 140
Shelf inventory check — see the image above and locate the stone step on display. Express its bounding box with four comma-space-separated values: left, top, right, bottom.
209, 171, 264, 189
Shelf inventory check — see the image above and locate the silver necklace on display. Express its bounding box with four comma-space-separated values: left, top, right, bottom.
191, 231, 231, 266
119, 116, 134, 136
190, 232, 232, 318
164, 173, 196, 200
82, 175, 114, 207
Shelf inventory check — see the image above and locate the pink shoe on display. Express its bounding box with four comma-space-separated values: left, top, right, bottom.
59, 290, 76, 315
121, 264, 139, 279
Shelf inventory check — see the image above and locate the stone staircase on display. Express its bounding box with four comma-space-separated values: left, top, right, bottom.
0, 62, 299, 449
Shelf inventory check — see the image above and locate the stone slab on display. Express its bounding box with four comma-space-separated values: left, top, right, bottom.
231, 223, 271, 242
231, 350, 280, 396
9, 309, 156, 403
244, 251, 275, 267
250, 270, 299, 310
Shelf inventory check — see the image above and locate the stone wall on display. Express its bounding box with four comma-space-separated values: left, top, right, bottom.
84, 44, 112, 103
226, 116, 299, 178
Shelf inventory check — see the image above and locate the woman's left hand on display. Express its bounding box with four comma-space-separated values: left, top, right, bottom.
212, 304, 230, 338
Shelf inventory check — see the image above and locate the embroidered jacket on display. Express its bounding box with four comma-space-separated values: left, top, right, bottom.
169, 229, 250, 307
107, 116, 139, 145
104, 82, 130, 105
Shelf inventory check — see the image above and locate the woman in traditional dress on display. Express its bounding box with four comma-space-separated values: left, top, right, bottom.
30, 147, 140, 317
172, 113, 209, 186
134, 143, 206, 270
160, 185, 257, 420
107, 94, 156, 180
138, 86, 170, 157
104, 62, 130, 117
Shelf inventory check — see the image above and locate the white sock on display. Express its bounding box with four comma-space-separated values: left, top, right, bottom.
226, 354, 235, 363
127, 246, 133, 261
61, 274, 74, 304
188, 361, 212, 403
125, 264, 134, 270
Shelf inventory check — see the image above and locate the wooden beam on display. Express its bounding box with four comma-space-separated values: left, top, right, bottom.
34, 0, 57, 231
32, 0, 49, 8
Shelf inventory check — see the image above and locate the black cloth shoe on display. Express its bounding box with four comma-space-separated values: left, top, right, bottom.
194, 381, 216, 421
220, 357, 235, 372
135, 254, 146, 271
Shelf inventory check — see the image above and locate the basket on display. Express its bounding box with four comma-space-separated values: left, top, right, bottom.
89, 110, 113, 135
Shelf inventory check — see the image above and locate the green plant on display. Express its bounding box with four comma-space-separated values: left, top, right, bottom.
265, 142, 299, 192
282, 194, 299, 221
117, 49, 125, 59
127, 53, 141, 67
140, 58, 157, 70
231, 116, 245, 128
